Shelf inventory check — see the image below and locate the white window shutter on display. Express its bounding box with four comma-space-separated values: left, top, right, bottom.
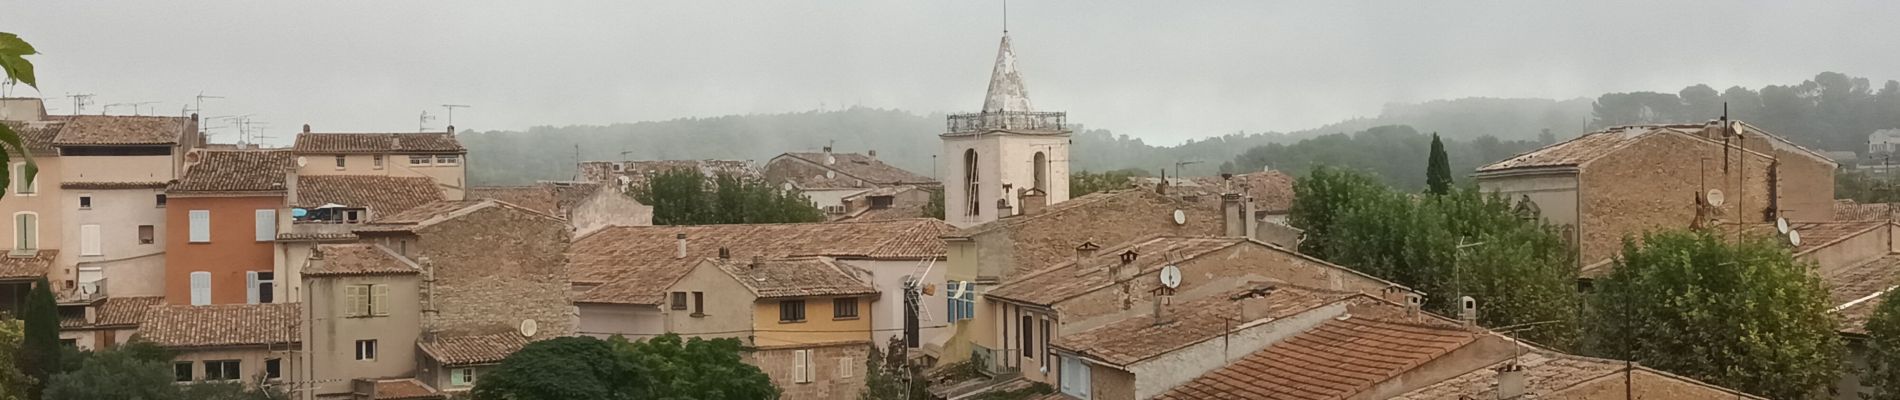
794, 350, 809, 383
371, 284, 390, 316
246, 272, 259, 304
255, 209, 277, 242
346, 286, 365, 316
190, 272, 210, 305
839, 357, 853, 378
79, 225, 100, 256
189, 210, 210, 243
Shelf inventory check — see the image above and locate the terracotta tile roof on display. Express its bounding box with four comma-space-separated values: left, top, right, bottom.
354, 199, 563, 233
292, 132, 463, 154
1153, 315, 1479, 400
1053, 285, 1361, 366
570, 219, 952, 304
835, 186, 934, 222
168, 150, 294, 193
305, 244, 420, 277
1479, 125, 1711, 173
370, 378, 443, 400
985, 236, 1246, 306
418, 331, 532, 365
468, 186, 559, 215
51, 115, 189, 145
711, 257, 879, 299
1391, 349, 1624, 399
1826, 254, 1900, 335
777, 152, 937, 188
59, 181, 168, 190
295, 175, 444, 216
1836, 200, 1899, 221
62, 296, 164, 329
276, 231, 359, 241
0, 250, 56, 280
579, 160, 759, 189
1738, 220, 1885, 256
1, 120, 63, 153
1191, 171, 1296, 213
138, 303, 300, 348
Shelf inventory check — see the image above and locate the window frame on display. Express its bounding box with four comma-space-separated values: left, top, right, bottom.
373, 154, 385, 170
1020, 315, 1034, 359
11, 162, 34, 195
450, 367, 476, 387
1060, 356, 1092, 399
670, 292, 688, 310
138, 224, 156, 245
189, 271, 211, 305
335, 154, 347, 169
779, 299, 807, 323
833, 297, 859, 319
265, 358, 282, 380
355, 339, 378, 361
692, 291, 705, 317
79, 224, 101, 256
255, 209, 278, 242
204, 359, 241, 382
78, 195, 92, 210
188, 210, 210, 243
174, 361, 194, 382
435, 154, 460, 166
13, 212, 37, 251
155, 194, 167, 208
409, 155, 431, 166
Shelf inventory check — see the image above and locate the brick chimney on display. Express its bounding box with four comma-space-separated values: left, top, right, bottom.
1111, 250, 1139, 281
675, 233, 688, 259
717, 247, 730, 259
1459, 296, 1478, 329
1230, 285, 1278, 323
1020, 188, 1048, 216
1221, 193, 1254, 238
1151, 293, 1174, 326
823, 145, 835, 165
751, 255, 764, 270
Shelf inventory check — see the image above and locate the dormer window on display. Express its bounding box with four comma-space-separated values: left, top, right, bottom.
870, 196, 894, 210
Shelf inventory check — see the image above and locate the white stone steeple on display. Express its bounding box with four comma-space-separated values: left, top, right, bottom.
942, 33, 1071, 227
982, 34, 1033, 113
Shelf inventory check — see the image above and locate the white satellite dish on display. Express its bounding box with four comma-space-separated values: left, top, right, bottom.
1706, 189, 1725, 207
1159, 265, 1182, 289
1776, 218, 1790, 234
518, 319, 539, 337
1787, 229, 1802, 247
295, 156, 309, 167
1172, 209, 1187, 225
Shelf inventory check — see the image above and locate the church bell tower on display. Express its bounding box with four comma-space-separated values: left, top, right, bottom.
941, 33, 1072, 228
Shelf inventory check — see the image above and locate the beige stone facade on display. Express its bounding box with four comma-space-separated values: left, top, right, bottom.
301, 272, 423, 398
749, 342, 870, 400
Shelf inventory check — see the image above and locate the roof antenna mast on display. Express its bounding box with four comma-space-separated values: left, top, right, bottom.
1002, 0, 1009, 34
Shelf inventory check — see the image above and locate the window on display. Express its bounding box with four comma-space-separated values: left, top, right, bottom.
11, 162, 33, 195
79, 224, 100, 256
138, 225, 155, 244
963, 149, 979, 216
355, 339, 377, 360
1033, 152, 1049, 192
838, 357, 854, 378
255, 209, 277, 241
1020, 315, 1034, 359
692, 291, 705, 316
450, 368, 476, 387
204, 360, 240, 381
1060, 356, 1092, 399
13, 212, 36, 251
833, 298, 858, 319
174, 362, 193, 382
1042, 318, 1052, 363
346, 284, 389, 316
155, 194, 166, 208
435, 155, 460, 166
335, 155, 346, 169
78, 195, 92, 210
793, 349, 811, 384
409, 155, 431, 166
670, 292, 688, 310
373, 155, 385, 169
248, 271, 275, 304
869, 196, 894, 210
780, 300, 806, 322
265, 358, 281, 380
947, 281, 975, 322
188, 210, 209, 243
59, 338, 75, 348
189, 272, 211, 305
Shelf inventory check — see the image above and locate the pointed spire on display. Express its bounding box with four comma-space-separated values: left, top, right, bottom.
982, 34, 1034, 113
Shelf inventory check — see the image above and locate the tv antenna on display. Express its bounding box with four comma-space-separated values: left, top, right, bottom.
102, 102, 131, 115
130, 101, 160, 116
66, 93, 94, 115
441, 104, 470, 127
418, 110, 436, 132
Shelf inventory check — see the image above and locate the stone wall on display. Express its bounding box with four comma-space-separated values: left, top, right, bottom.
1579, 133, 1774, 266
747, 342, 870, 400
969, 190, 1225, 281
416, 204, 573, 339
1057, 243, 1395, 332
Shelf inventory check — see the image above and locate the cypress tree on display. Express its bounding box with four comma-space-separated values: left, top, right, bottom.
19, 277, 60, 399
1425, 133, 1453, 195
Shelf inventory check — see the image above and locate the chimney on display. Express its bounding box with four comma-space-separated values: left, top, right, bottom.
1231, 285, 1278, 323
1151, 293, 1174, 326
1495, 363, 1526, 399
1111, 250, 1139, 281
302, 123, 311, 133
447, 125, 455, 135
1459, 296, 1478, 328
717, 247, 730, 259
675, 233, 688, 259
1021, 189, 1048, 216
284, 172, 300, 206
867, 149, 877, 160
996, 198, 1013, 217
1072, 241, 1100, 276
1221, 193, 1247, 238
751, 255, 764, 269
823, 145, 835, 165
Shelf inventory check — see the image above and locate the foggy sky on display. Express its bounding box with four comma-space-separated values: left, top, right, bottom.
5, 1, 1899, 146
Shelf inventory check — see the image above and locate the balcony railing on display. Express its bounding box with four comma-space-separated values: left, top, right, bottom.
947, 111, 1067, 134
970, 344, 1018, 377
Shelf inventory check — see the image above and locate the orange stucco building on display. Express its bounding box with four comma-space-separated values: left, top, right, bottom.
163, 150, 293, 305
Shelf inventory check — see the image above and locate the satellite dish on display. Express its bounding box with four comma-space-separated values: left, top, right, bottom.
1776, 218, 1790, 234
1172, 209, 1187, 225
1788, 229, 1802, 247
295, 156, 309, 167
1706, 189, 1725, 207
518, 319, 539, 338
1159, 265, 1182, 289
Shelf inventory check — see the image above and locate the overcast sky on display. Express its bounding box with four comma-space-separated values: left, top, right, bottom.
5, 1, 1898, 145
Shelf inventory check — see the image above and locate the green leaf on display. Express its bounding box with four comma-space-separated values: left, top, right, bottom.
0, 32, 39, 88
0, 123, 33, 200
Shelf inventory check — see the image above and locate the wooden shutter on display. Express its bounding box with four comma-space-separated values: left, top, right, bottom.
794, 350, 809, 383
346, 285, 366, 316
79, 224, 100, 256
188, 210, 210, 242
189, 272, 210, 305
371, 284, 390, 316
246, 272, 259, 304
255, 209, 277, 242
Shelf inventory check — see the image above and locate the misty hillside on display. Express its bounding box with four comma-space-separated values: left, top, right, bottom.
460, 97, 1593, 185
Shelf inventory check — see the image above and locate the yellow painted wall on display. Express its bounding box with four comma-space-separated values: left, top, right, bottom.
751, 296, 873, 347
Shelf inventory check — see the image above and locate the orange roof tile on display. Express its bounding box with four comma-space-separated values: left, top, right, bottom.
570, 219, 951, 304
1478, 125, 1717, 173
305, 244, 420, 277
419, 332, 532, 366
986, 236, 1246, 306
293, 132, 462, 154
295, 175, 444, 216
1190, 170, 1296, 213
51, 115, 190, 145
370, 378, 443, 399
1826, 254, 1900, 335
168, 150, 295, 193
2, 120, 62, 153
775, 152, 937, 189
711, 257, 879, 299
1153, 316, 1478, 400
0, 250, 56, 280
1053, 285, 1361, 366
139, 303, 300, 348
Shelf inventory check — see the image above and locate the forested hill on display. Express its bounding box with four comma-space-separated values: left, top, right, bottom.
460, 97, 1593, 185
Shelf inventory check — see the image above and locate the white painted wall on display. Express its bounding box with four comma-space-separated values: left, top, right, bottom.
841, 258, 949, 349
63, 188, 168, 296
942, 132, 1070, 228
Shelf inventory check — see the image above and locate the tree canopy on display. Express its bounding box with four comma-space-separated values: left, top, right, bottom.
1863, 291, 1900, 400
1581, 230, 1841, 399
473, 334, 776, 400
19, 278, 58, 399
610, 334, 776, 400
0, 319, 30, 400
1069, 168, 1146, 198
1425, 133, 1452, 195
630, 170, 823, 225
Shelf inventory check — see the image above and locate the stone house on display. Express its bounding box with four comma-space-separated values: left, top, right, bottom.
138, 302, 301, 387
468, 180, 652, 235
54, 115, 201, 302
979, 236, 1415, 386
415, 331, 529, 396
350, 199, 573, 339
297, 243, 426, 399
831, 185, 935, 222
577, 159, 759, 193
662, 256, 877, 400
568, 219, 951, 350
1872, 128, 1900, 155
165, 149, 295, 306
0, 115, 67, 309
290, 127, 468, 200
56, 295, 159, 350
761, 147, 939, 211
274, 174, 444, 302
1475, 122, 1830, 270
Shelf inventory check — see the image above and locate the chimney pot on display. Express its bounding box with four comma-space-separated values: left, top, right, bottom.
1072, 241, 1100, 276
751, 255, 764, 268
1459, 296, 1478, 328
1495, 363, 1527, 399
447, 125, 455, 135
1231, 285, 1277, 322
718, 247, 730, 259
675, 233, 688, 259
867, 149, 877, 159
303, 124, 311, 133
